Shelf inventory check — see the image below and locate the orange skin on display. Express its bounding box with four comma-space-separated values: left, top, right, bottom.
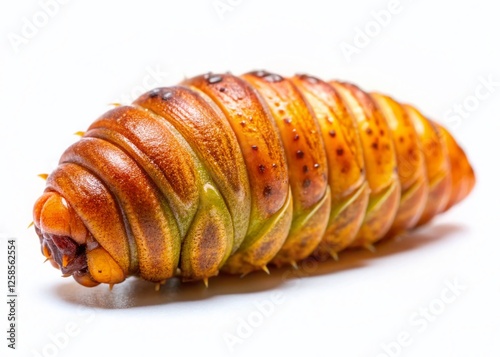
330, 82, 401, 247
241, 71, 330, 267
182, 74, 292, 273
370, 94, 428, 237
404, 105, 454, 225
291, 75, 369, 258
33, 71, 475, 288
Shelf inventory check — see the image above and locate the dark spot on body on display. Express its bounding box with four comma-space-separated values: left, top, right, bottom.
296, 150, 304, 159
240, 121, 246, 127
298, 74, 319, 84
329, 130, 336, 137
250, 70, 283, 83
408, 148, 417, 160
197, 223, 220, 271
399, 136, 405, 143
251, 145, 258, 151
207, 75, 223, 84
264, 73, 283, 83
303, 165, 309, 173
283, 118, 292, 124
371, 142, 379, 150
258, 164, 266, 173
252, 70, 267, 77
263, 185, 273, 197
303, 179, 311, 188
380, 130, 385, 136
219, 87, 226, 92
293, 134, 300, 141
314, 163, 320, 169
272, 163, 277, 168
366, 128, 373, 135
149, 88, 160, 98
336, 147, 344, 156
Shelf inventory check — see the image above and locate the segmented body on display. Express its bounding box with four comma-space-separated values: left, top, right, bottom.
33, 71, 475, 288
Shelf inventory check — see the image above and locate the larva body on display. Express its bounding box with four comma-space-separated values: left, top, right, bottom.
33, 71, 475, 288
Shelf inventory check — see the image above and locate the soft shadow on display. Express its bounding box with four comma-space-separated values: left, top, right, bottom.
52, 222, 465, 309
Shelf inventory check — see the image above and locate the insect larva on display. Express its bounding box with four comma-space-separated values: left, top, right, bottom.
32, 70, 475, 289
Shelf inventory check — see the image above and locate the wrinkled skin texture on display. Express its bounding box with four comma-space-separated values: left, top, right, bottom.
33, 71, 475, 288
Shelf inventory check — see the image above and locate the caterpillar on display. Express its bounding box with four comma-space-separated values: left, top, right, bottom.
32, 70, 475, 289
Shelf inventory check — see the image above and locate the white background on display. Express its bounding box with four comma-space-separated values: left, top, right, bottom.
1, 0, 499, 356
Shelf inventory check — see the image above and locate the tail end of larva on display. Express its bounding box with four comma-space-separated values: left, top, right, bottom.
436, 123, 476, 211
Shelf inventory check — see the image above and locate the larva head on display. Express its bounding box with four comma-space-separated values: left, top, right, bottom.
33, 191, 125, 287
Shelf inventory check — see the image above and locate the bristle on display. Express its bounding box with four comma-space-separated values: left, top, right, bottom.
364, 244, 377, 253
61, 254, 70, 268
329, 251, 339, 261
